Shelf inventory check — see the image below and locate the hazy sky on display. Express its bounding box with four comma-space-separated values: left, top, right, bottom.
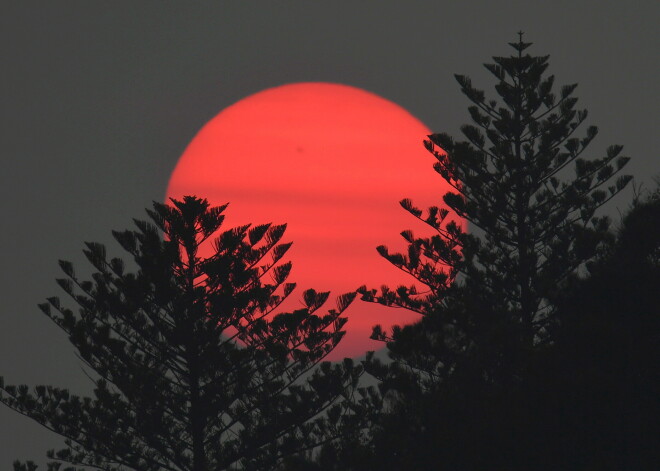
1, 1, 657, 466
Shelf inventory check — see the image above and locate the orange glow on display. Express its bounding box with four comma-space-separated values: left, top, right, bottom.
166, 82, 454, 360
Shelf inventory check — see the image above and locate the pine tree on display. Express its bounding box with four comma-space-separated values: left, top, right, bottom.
0, 196, 370, 471
364, 32, 632, 358
345, 35, 635, 469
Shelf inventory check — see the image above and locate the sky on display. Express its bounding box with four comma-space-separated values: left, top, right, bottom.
0, 1, 657, 466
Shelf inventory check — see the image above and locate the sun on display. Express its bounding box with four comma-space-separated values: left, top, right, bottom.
166, 82, 454, 360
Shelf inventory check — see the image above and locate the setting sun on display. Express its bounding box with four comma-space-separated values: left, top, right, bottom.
166, 82, 454, 359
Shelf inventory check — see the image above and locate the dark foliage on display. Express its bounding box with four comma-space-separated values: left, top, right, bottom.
362, 33, 631, 348
1, 196, 374, 471
526, 189, 660, 470
312, 185, 659, 471
357, 34, 632, 396
322, 35, 643, 470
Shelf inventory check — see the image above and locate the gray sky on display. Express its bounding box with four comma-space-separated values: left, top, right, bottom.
0, 1, 657, 466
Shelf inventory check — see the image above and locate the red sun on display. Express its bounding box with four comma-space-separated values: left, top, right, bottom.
166, 82, 453, 360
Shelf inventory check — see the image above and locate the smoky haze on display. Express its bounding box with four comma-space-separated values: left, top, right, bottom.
0, 1, 657, 467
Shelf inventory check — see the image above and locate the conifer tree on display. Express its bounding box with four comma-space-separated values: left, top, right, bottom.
364, 33, 632, 357
327, 35, 637, 470
0, 196, 369, 471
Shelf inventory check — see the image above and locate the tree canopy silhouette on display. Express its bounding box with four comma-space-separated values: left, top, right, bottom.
0, 196, 372, 471
337, 35, 640, 470
529, 186, 659, 470
361, 33, 632, 384
334, 190, 658, 471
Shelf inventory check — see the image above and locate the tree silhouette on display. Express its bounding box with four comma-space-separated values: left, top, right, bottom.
336, 35, 639, 469
358, 190, 658, 471
362, 33, 632, 383
524, 186, 660, 470
0, 196, 371, 471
